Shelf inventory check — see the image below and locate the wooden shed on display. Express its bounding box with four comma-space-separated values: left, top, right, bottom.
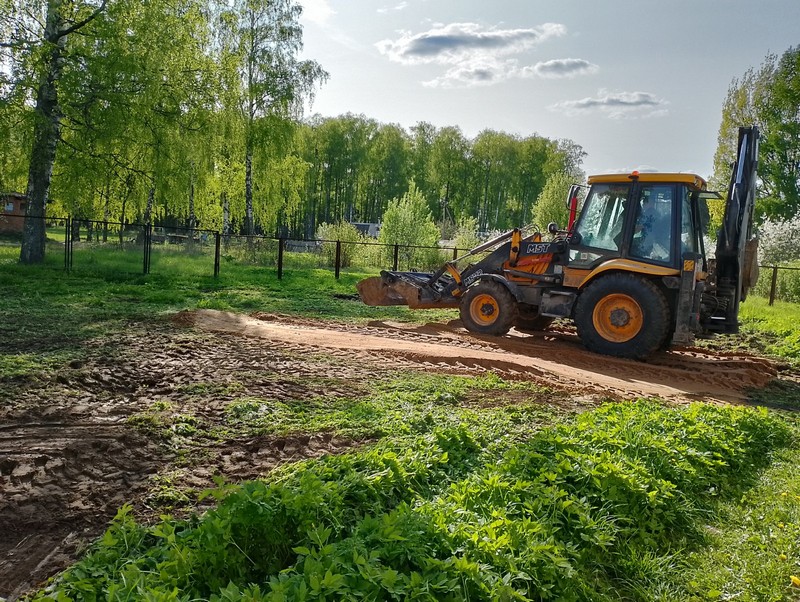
0, 192, 28, 233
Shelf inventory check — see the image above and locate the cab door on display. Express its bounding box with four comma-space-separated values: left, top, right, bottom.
626, 184, 677, 267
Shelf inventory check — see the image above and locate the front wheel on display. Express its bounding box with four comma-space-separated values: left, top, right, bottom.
574, 273, 670, 360
460, 280, 518, 335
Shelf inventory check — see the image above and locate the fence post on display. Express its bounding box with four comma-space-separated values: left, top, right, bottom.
64, 216, 71, 271
214, 232, 221, 278
452, 246, 458, 261
393, 244, 399, 271
277, 237, 284, 279
769, 265, 778, 306
335, 240, 342, 279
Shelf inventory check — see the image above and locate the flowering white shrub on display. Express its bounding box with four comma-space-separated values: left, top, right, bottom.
756, 215, 800, 265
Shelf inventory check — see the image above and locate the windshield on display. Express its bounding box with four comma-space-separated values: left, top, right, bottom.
573, 183, 631, 251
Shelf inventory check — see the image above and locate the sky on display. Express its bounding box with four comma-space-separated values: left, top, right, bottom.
295, 0, 799, 181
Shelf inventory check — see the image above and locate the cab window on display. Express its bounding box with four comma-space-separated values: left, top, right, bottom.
574, 183, 630, 252
630, 184, 673, 263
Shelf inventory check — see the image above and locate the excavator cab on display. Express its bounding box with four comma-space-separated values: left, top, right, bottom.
568, 173, 708, 272
553, 173, 713, 358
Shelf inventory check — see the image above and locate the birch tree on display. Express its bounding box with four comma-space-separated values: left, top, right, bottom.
2, 0, 107, 263
229, 0, 326, 235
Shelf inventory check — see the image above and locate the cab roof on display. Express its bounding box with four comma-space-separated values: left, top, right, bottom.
587, 172, 707, 190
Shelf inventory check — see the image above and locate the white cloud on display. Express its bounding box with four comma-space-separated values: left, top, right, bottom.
298, 0, 335, 26
423, 58, 511, 88
526, 58, 599, 79
550, 89, 669, 119
377, 2, 409, 14
377, 22, 598, 88
377, 22, 566, 65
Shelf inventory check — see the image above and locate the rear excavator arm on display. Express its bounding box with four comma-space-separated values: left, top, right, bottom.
703, 126, 760, 333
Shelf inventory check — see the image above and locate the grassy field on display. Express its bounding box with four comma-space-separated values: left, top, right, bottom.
3, 244, 800, 601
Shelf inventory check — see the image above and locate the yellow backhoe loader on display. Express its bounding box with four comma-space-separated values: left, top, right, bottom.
358, 126, 760, 360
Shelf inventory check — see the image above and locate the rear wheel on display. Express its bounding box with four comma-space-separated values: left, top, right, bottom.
460, 280, 518, 335
574, 273, 670, 359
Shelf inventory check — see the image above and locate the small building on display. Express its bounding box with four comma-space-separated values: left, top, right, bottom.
350, 222, 381, 238
0, 192, 27, 234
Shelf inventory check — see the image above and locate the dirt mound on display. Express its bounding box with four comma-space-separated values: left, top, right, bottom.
187, 309, 777, 403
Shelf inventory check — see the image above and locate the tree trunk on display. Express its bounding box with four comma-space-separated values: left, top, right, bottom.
102, 179, 110, 242
188, 180, 196, 248
19, 1, 67, 264
221, 191, 230, 242
245, 151, 254, 236
119, 174, 132, 245
144, 184, 155, 225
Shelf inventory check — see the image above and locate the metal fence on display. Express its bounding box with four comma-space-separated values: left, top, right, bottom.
1, 215, 461, 279
4, 214, 800, 305
753, 264, 800, 305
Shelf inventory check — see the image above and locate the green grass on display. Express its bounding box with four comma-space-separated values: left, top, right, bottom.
0, 244, 455, 380
667, 438, 800, 602
5, 245, 800, 601
740, 296, 800, 359
216, 373, 556, 441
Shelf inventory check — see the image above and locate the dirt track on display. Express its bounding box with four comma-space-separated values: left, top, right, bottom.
193, 309, 778, 403
0, 309, 787, 598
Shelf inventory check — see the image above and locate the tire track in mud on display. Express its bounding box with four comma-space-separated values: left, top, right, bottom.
0, 423, 167, 599
188, 309, 779, 403
0, 326, 376, 599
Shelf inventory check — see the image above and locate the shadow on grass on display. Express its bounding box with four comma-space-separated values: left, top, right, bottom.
745, 378, 800, 411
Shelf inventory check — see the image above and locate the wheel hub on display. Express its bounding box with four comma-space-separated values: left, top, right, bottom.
592, 293, 643, 343
470, 293, 500, 325
609, 308, 631, 327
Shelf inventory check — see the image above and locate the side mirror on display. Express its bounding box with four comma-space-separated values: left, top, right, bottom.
547, 222, 559, 235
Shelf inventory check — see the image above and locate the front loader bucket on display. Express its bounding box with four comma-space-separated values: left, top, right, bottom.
357, 276, 421, 307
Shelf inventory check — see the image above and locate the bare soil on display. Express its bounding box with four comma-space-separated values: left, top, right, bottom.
0, 309, 791, 598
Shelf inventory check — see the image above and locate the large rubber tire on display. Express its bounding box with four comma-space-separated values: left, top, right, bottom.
514, 315, 554, 333
460, 280, 518, 335
574, 273, 670, 360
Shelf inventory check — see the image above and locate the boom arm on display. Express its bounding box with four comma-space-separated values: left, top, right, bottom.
708, 126, 759, 333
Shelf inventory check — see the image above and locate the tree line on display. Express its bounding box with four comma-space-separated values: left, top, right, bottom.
4, 0, 797, 265
0, 0, 584, 264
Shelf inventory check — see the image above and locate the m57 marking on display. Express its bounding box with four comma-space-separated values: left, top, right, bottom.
525, 243, 551, 254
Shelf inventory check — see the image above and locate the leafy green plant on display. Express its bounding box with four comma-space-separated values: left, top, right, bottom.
32, 402, 794, 602
378, 182, 442, 270
315, 221, 362, 268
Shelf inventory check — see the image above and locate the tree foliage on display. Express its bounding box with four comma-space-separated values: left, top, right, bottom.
378, 183, 441, 268
315, 220, 362, 267
1, 1, 584, 259
452, 216, 480, 253
532, 171, 575, 232
713, 46, 800, 220
757, 215, 800, 265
